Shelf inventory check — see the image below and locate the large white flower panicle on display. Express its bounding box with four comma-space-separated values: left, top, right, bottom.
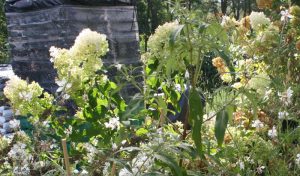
249, 12, 271, 30
3, 76, 53, 117
50, 28, 109, 94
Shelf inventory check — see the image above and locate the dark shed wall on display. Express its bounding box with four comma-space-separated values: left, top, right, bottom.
6, 5, 140, 93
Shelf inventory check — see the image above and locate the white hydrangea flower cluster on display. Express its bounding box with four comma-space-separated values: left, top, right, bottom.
3, 76, 54, 117
249, 12, 271, 30
8, 142, 32, 176
147, 21, 179, 56
50, 28, 109, 94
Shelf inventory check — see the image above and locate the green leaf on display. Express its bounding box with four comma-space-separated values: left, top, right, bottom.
169, 24, 184, 48
154, 153, 183, 176
189, 89, 204, 156
135, 128, 148, 136
214, 109, 229, 147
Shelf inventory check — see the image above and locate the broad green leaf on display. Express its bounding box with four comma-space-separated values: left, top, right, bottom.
214, 109, 229, 147
189, 89, 204, 156
243, 90, 258, 119
169, 24, 184, 48
154, 153, 183, 176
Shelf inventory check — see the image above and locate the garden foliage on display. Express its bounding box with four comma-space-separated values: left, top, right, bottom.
1, 0, 300, 175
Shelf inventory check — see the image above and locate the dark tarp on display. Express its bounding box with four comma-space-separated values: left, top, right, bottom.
5, 0, 132, 12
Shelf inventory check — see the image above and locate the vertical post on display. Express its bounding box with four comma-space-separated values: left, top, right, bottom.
62, 139, 71, 176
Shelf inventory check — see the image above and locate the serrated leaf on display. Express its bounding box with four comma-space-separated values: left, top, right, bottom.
214, 109, 229, 147
189, 89, 204, 156
169, 24, 184, 48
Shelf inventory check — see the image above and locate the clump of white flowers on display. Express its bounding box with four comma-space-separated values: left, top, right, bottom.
50, 28, 109, 95
278, 111, 289, 120
8, 142, 32, 176
147, 21, 179, 55
104, 117, 120, 130
3, 76, 53, 118
221, 15, 240, 29
249, 12, 271, 30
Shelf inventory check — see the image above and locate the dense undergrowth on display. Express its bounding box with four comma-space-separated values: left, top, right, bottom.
0, 0, 300, 175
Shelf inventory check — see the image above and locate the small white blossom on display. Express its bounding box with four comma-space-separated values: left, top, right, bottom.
64, 125, 73, 136
104, 117, 120, 130
278, 111, 289, 120
251, 119, 264, 129
121, 140, 127, 145
238, 161, 245, 170
112, 143, 118, 150
115, 63, 123, 71
280, 10, 292, 22
278, 87, 293, 105
256, 166, 265, 174
268, 126, 277, 139
56, 79, 72, 93
295, 153, 300, 167
18, 91, 33, 101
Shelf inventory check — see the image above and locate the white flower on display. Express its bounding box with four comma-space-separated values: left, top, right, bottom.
73, 169, 79, 174
104, 117, 120, 130
185, 70, 190, 79
18, 91, 33, 101
249, 12, 271, 30
238, 161, 245, 170
280, 10, 292, 22
268, 126, 277, 139
278, 87, 293, 105
232, 82, 243, 89
121, 140, 127, 145
9, 119, 20, 130
278, 111, 289, 120
296, 154, 300, 167
256, 166, 265, 174
62, 94, 70, 100
64, 125, 73, 136
221, 15, 239, 28
56, 79, 72, 93
251, 120, 264, 129
112, 143, 118, 150
115, 63, 123, 71
102, 162, 110, 176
